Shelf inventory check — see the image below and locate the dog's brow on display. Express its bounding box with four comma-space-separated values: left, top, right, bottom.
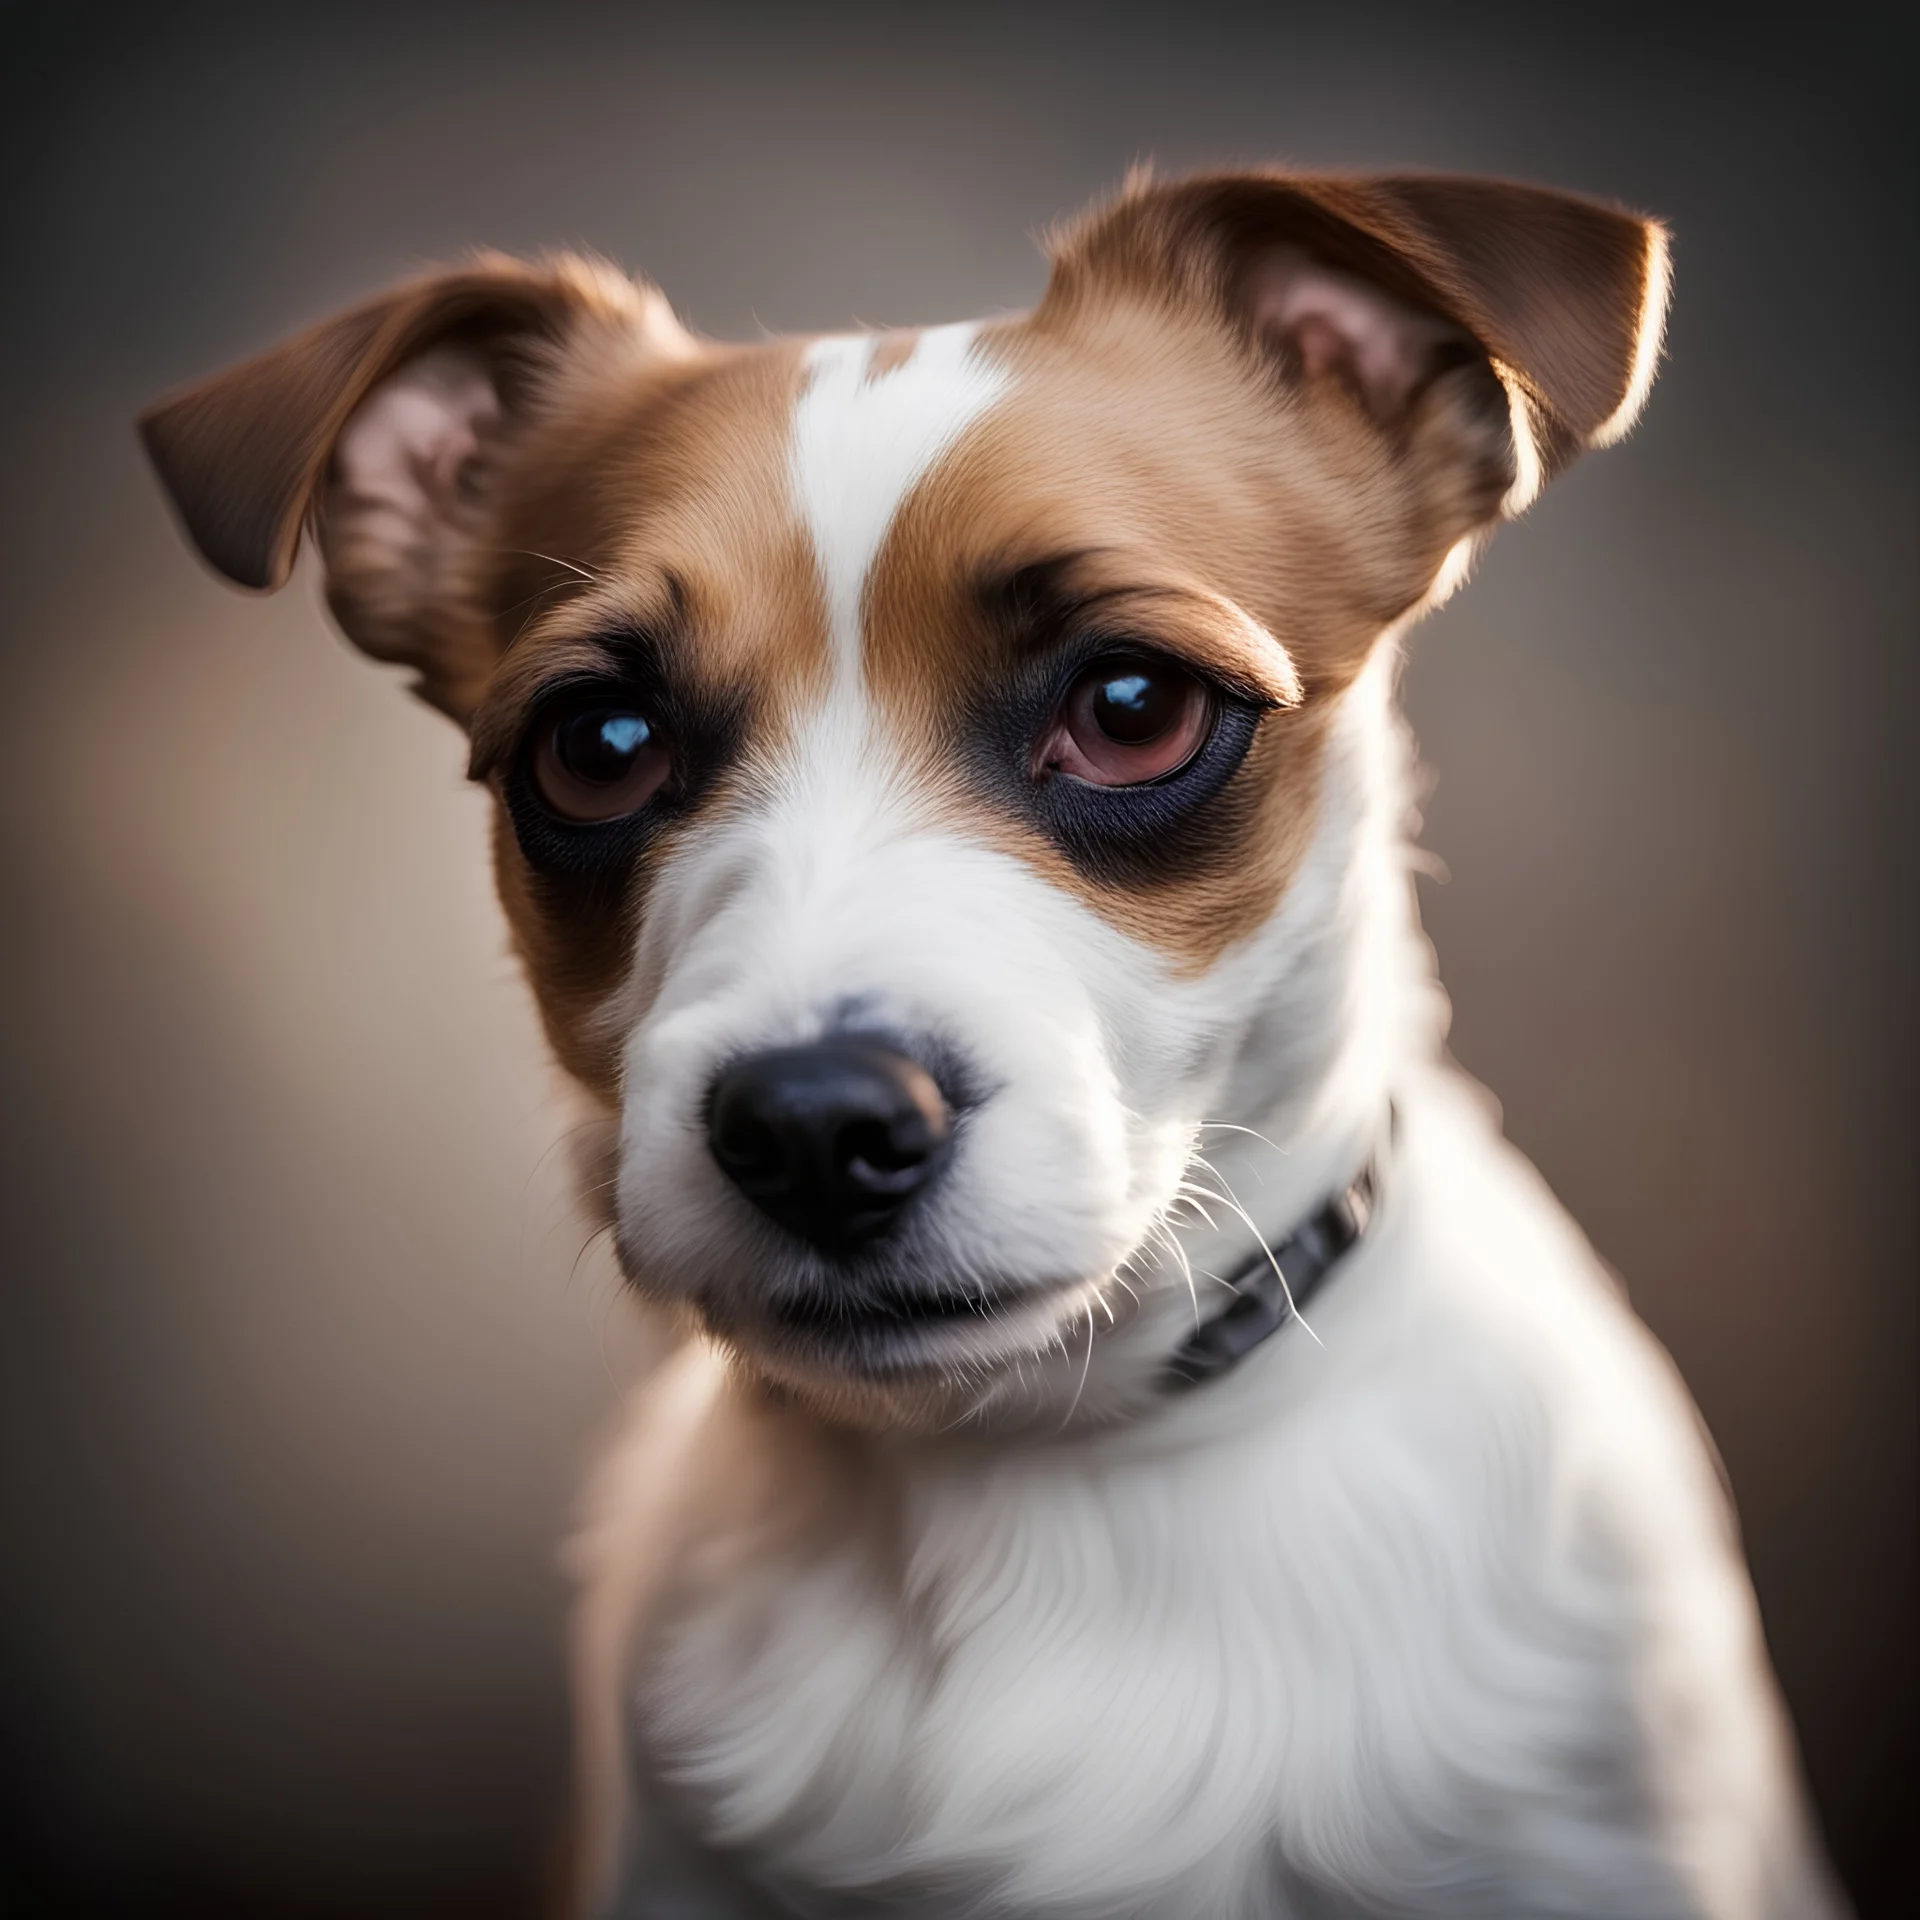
988, 550, 1139, 637
989, 554, 1216, 663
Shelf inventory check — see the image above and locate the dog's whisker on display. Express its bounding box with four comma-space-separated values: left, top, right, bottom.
1169, 1188, 1223, 1233
524, 1114, 619, 1203
586, 1253, 631, 1391
565, 1220, 619, 1306
1137, 1210, 1204, 1332
492, 544, 600, 583
496, 574, 585, 623
1195, 1120, 1289, 1157
1056, 1293, 1100, 1433
1179, 1177, 1325, 1349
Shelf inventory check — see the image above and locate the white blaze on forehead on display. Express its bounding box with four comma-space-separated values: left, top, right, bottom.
790, 322, 1012, 682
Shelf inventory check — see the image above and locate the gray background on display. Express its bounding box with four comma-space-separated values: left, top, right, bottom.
2, 3, 1912, 1914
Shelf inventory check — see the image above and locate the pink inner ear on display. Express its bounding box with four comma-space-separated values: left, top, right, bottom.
317, 345, 505, 663
1251, 247, 1470, 421
330, 345, 503, 526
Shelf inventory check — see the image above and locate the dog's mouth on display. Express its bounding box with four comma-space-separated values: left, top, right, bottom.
717, 1270, 1095, 1376
772, 1284, 1006, 1334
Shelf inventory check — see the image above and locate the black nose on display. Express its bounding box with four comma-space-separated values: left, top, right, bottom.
706, 1040, 953, 1251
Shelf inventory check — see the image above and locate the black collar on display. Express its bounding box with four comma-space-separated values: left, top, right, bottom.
1162, 1125, 1387, 1393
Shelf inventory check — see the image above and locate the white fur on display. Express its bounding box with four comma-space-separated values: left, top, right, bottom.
793, 324, 1010, 687
572, 334, 1841, 1918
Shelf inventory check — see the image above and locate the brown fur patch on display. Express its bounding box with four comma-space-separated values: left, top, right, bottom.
467, 340, 828, 1095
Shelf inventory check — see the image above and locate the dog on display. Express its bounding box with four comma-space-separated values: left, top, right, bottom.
141, 167, 1847, 1918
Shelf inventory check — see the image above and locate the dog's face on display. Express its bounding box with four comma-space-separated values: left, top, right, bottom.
143, 173, 1667, 1419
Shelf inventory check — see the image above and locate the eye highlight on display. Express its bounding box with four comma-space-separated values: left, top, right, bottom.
531, 697, 672, 823
1034, 655, 1214, 787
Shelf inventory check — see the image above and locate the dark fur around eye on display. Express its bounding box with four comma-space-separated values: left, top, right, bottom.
966, 637, 1270, 888
500, 645, 745, 896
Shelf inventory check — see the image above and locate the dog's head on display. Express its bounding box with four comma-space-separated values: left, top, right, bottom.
143, 171, 1667, 1424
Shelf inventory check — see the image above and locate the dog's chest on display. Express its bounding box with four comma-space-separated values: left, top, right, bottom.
632, 1452, 1286, 1911
623, 1341, 1660, 1918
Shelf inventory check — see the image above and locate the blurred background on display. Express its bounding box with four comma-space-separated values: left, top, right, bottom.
1, 2, 1911, 1914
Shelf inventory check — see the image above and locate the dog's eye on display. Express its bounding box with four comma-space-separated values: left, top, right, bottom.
1034, 656, 1214, 787
532, 699, 672, 823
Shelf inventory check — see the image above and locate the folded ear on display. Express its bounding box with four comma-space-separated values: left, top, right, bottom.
1045, 168, 1670, 526
139, 253, 690, 721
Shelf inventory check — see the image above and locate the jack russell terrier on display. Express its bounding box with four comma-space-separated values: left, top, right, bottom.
142, 167, 1846, 1918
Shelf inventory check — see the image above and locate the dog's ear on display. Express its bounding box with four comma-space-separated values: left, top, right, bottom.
1044, 168, 1669, 538
140, 254, 691, 722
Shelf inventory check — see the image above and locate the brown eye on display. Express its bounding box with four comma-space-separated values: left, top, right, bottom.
1035, 656, 1213, 787
531, 700, 672, 823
